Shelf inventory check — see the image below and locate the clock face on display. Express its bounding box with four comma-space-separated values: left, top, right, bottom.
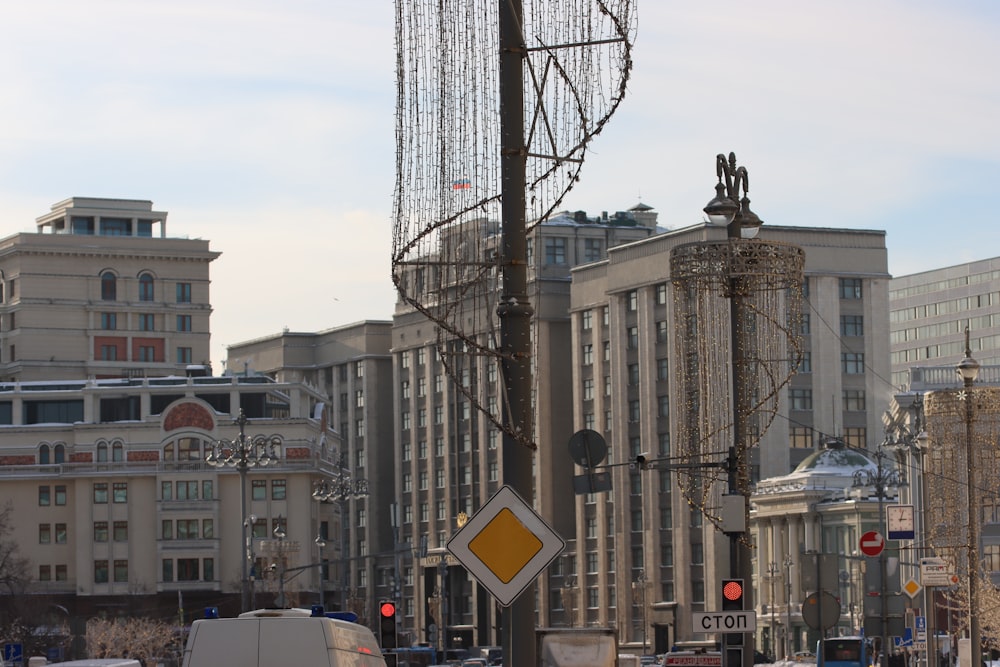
888, 505, 914, 531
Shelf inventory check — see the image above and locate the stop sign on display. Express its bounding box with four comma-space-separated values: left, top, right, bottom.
860, 530, 884, 557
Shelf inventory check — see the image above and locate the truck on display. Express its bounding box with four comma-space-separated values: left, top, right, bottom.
536, 627, 619, 667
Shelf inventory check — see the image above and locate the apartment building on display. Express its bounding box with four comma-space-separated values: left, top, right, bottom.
567, 223, 890, 652
0, 197, 219, 382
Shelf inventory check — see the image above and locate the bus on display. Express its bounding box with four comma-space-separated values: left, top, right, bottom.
818, 636, 870, 667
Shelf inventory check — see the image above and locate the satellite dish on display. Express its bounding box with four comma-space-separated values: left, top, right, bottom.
568, 429, 608, 468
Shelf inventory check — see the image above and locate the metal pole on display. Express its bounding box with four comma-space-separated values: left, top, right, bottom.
965, 384, 980, 667
498, 0, 535, 666
240, 465, 249, 612
879, 470, 889, 667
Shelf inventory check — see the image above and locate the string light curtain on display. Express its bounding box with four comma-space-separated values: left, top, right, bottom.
924, 385, 1000, 641
391, 0, 635, 447
670, 239, 804, 529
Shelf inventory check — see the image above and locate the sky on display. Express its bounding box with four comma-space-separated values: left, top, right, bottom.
2, 1, 999, 370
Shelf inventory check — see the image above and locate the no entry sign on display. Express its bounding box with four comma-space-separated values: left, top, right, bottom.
860, 530, 884, 557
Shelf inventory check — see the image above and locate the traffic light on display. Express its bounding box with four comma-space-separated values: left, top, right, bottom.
721, 579, 745, 611
379, 599, 398, 649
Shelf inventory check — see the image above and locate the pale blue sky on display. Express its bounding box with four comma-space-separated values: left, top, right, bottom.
1, 1, 997, 367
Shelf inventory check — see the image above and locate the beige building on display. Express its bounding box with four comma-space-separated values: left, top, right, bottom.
0, 197, 219, 382
0, 198, 350, 661
566, 223, 890, 653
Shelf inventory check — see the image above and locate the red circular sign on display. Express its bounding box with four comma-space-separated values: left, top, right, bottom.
859, 530, 884, 557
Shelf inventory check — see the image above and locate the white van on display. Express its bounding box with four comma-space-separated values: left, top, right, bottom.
181, 607, 387, 667
49, 661, 142, 667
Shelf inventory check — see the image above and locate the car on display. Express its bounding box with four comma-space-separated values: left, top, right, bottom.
461, 659, 488, 667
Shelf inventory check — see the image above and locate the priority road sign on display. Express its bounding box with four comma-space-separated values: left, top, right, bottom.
448, 485, 565, 607
860, 530, 884, 557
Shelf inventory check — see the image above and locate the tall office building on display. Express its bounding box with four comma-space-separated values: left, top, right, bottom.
567, 223, 890, 652
389, 207, 660, 648
225, 321, 398, 631
0, 197, 219, 381
889, 256, 1000, 391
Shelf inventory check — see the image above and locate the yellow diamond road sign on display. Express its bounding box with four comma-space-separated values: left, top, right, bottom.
448, 485, 565, 606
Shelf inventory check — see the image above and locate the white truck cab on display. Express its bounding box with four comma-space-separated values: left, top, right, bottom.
181, 606, 388, 667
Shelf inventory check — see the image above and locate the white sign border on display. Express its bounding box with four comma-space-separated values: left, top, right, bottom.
447, 485, 565, 607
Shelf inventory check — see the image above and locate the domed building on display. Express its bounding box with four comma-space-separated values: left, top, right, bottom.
751, 438, 904, 659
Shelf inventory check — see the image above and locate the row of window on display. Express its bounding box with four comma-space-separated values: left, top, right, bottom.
789, 389, 866, 412
41, 481, 130, 505
162, 480, 214, 501
100, 272, 192, 304
100, 313, 193, 332
162, 518, 214, 540
789, 426, 866, 449
98, 344, 191, 363
160, 558, 214, 583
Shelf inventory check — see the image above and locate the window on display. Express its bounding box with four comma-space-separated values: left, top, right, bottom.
39, 524, 51, 544
176, 481, 198, 500
176, 315, 192, 332
843, 389, 866, 411
139, 313, 155, 331
177, 519, 198, 539
583, 238, 603, 262
55, 564, 67, 581
658, 395, 670, 418
202, 480, 213, 500
203, 558, 214, 582
138, 345, 156, 362
839, 277, 863, 299
139, 273, 154, 301
114, 560, 128, 583
582, 378, 594, 401
202, 519, 214, 539
843, 427, 867, 448
100, 345, 118, 361
162, 520, 173, 540
177, 558, 199, 581
176, 282, 192, 303
177, 347, 192, 363
797, 351, 812, 373
272, 479, 286, 500
101, 272, 117, 301
790, 427, 812, 449
656, 283, 668, 305
162, 559, 174, 583
841, 315, 864, 337
582, 310, 593, 330
627, 290, 638, 312
94, 522, 109, 542
544, 237, 566, 265
39, 486, 50, 506
841, 352, 865, 374
112, 521, 128, 542
55, 523, 67, 543
789, 388, 813, 411
656, 320, 668, 343
252, 480, 266, 501
113, 482, 127, 503
101, 312, 117, 330
161, 481, 173, 500
628, 364, 640, 385
55, 485, 66, 505
627, 326, 638, 349
582, 344, 593, 365
39, 565, 51, 582
657, 358, 668, 381
94, 483, 108, 503
94, 560, 109, 584
629, 400, 640, 423
39, 444, 50, 464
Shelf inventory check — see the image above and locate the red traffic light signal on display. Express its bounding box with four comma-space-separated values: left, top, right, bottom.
379, 599, 397, 649
722, 579, 744, 610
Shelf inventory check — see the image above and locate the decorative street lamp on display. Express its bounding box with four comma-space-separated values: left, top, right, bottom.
315, 535, 327, 609
312, 465, 368, 611
632, 569, 648, 654
853, 442, 906, 667
956, 327, 981, 666
206, 409, 282, 612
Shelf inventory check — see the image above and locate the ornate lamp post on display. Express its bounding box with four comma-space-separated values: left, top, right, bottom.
632, 569, 648, 654
767, 562, 781, 659
853, 442, 906, 667
956, 328, 981, 666
312, 466, 368, 610
206, 409, 282, 612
